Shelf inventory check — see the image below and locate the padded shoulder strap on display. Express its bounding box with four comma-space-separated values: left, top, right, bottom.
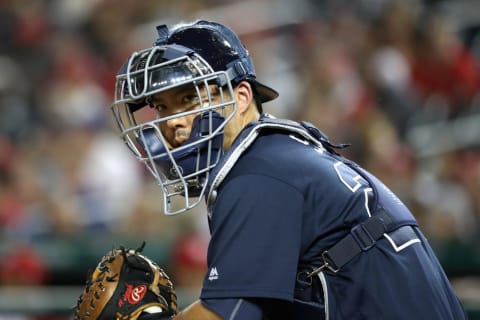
205, 115, 347, 212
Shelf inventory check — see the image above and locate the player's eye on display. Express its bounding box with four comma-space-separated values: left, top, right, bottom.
146, 97, 163, 111
157, 105, 167, 113
181, 94, 199, 105
149, 102, 167, 118
150, 103, 166, 113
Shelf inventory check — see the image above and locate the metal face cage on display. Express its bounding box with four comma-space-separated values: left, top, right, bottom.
111, 45, 236, 214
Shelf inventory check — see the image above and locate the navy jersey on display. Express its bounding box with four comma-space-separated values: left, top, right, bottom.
200, 128, 466, 319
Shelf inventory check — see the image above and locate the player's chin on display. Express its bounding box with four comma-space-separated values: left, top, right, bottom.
164, 135, 183, 149
172, 135, 189, 148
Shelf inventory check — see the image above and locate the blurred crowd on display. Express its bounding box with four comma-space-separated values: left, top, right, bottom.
0, 0, 479, 302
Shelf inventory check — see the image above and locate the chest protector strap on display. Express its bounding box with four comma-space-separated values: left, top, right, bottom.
307, 208, 395, 276
206, 114, 347, 210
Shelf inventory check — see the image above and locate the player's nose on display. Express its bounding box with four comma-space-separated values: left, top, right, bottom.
166, 114, 189, 129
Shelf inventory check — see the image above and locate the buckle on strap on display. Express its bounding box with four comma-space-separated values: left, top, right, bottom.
306, 251, 340, 277
306, 210, 393, 277
350, 223, 376, 251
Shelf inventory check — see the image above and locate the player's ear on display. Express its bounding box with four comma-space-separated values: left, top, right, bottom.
234, 81, 253, 115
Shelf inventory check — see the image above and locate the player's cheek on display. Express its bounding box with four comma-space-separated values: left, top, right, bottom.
158, 124, 174, 149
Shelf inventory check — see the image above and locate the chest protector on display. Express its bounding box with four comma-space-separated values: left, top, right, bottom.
206, 114, 418, 267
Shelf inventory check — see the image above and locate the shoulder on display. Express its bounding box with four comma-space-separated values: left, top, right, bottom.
221, 131, 342, 195
240, 131, 337, 176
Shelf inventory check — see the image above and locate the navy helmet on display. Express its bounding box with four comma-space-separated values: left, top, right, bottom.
157, 20, 278, 103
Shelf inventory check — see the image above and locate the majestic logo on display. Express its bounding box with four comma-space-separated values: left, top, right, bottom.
208, 267, 219, 281
118, 283, 147, 307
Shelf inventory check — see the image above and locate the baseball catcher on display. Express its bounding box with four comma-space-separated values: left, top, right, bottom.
73, 242, 177, 320
97, 19, 468, 319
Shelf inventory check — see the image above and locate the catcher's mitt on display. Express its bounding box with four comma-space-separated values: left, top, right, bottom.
73, 242, 178, 320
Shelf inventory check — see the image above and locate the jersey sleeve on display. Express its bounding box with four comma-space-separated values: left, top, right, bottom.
200, 173, 304, 302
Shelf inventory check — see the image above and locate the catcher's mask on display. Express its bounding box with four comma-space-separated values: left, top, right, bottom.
111, 20, 278, 215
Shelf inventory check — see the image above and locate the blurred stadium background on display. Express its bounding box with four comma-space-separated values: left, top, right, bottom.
0, 0, 479, 318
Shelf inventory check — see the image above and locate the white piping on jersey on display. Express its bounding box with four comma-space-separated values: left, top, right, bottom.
363, 188, 373, 218
319, 272, 329, 320
384, 233, 421, 252
229, 299, 244, 320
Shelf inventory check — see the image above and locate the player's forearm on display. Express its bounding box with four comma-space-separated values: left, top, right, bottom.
173, 300, 223, 320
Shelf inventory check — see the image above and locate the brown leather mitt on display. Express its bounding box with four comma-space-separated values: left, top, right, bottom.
73, 242, 178, 320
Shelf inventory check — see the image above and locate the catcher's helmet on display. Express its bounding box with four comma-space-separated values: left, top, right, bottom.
111, 20, 277, 214
159, 20, 278, 103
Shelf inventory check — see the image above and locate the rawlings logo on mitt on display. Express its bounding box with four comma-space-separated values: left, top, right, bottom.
73, 242, 178, 320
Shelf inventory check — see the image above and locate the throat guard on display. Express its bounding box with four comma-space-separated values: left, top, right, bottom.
138, 112, 225, 197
